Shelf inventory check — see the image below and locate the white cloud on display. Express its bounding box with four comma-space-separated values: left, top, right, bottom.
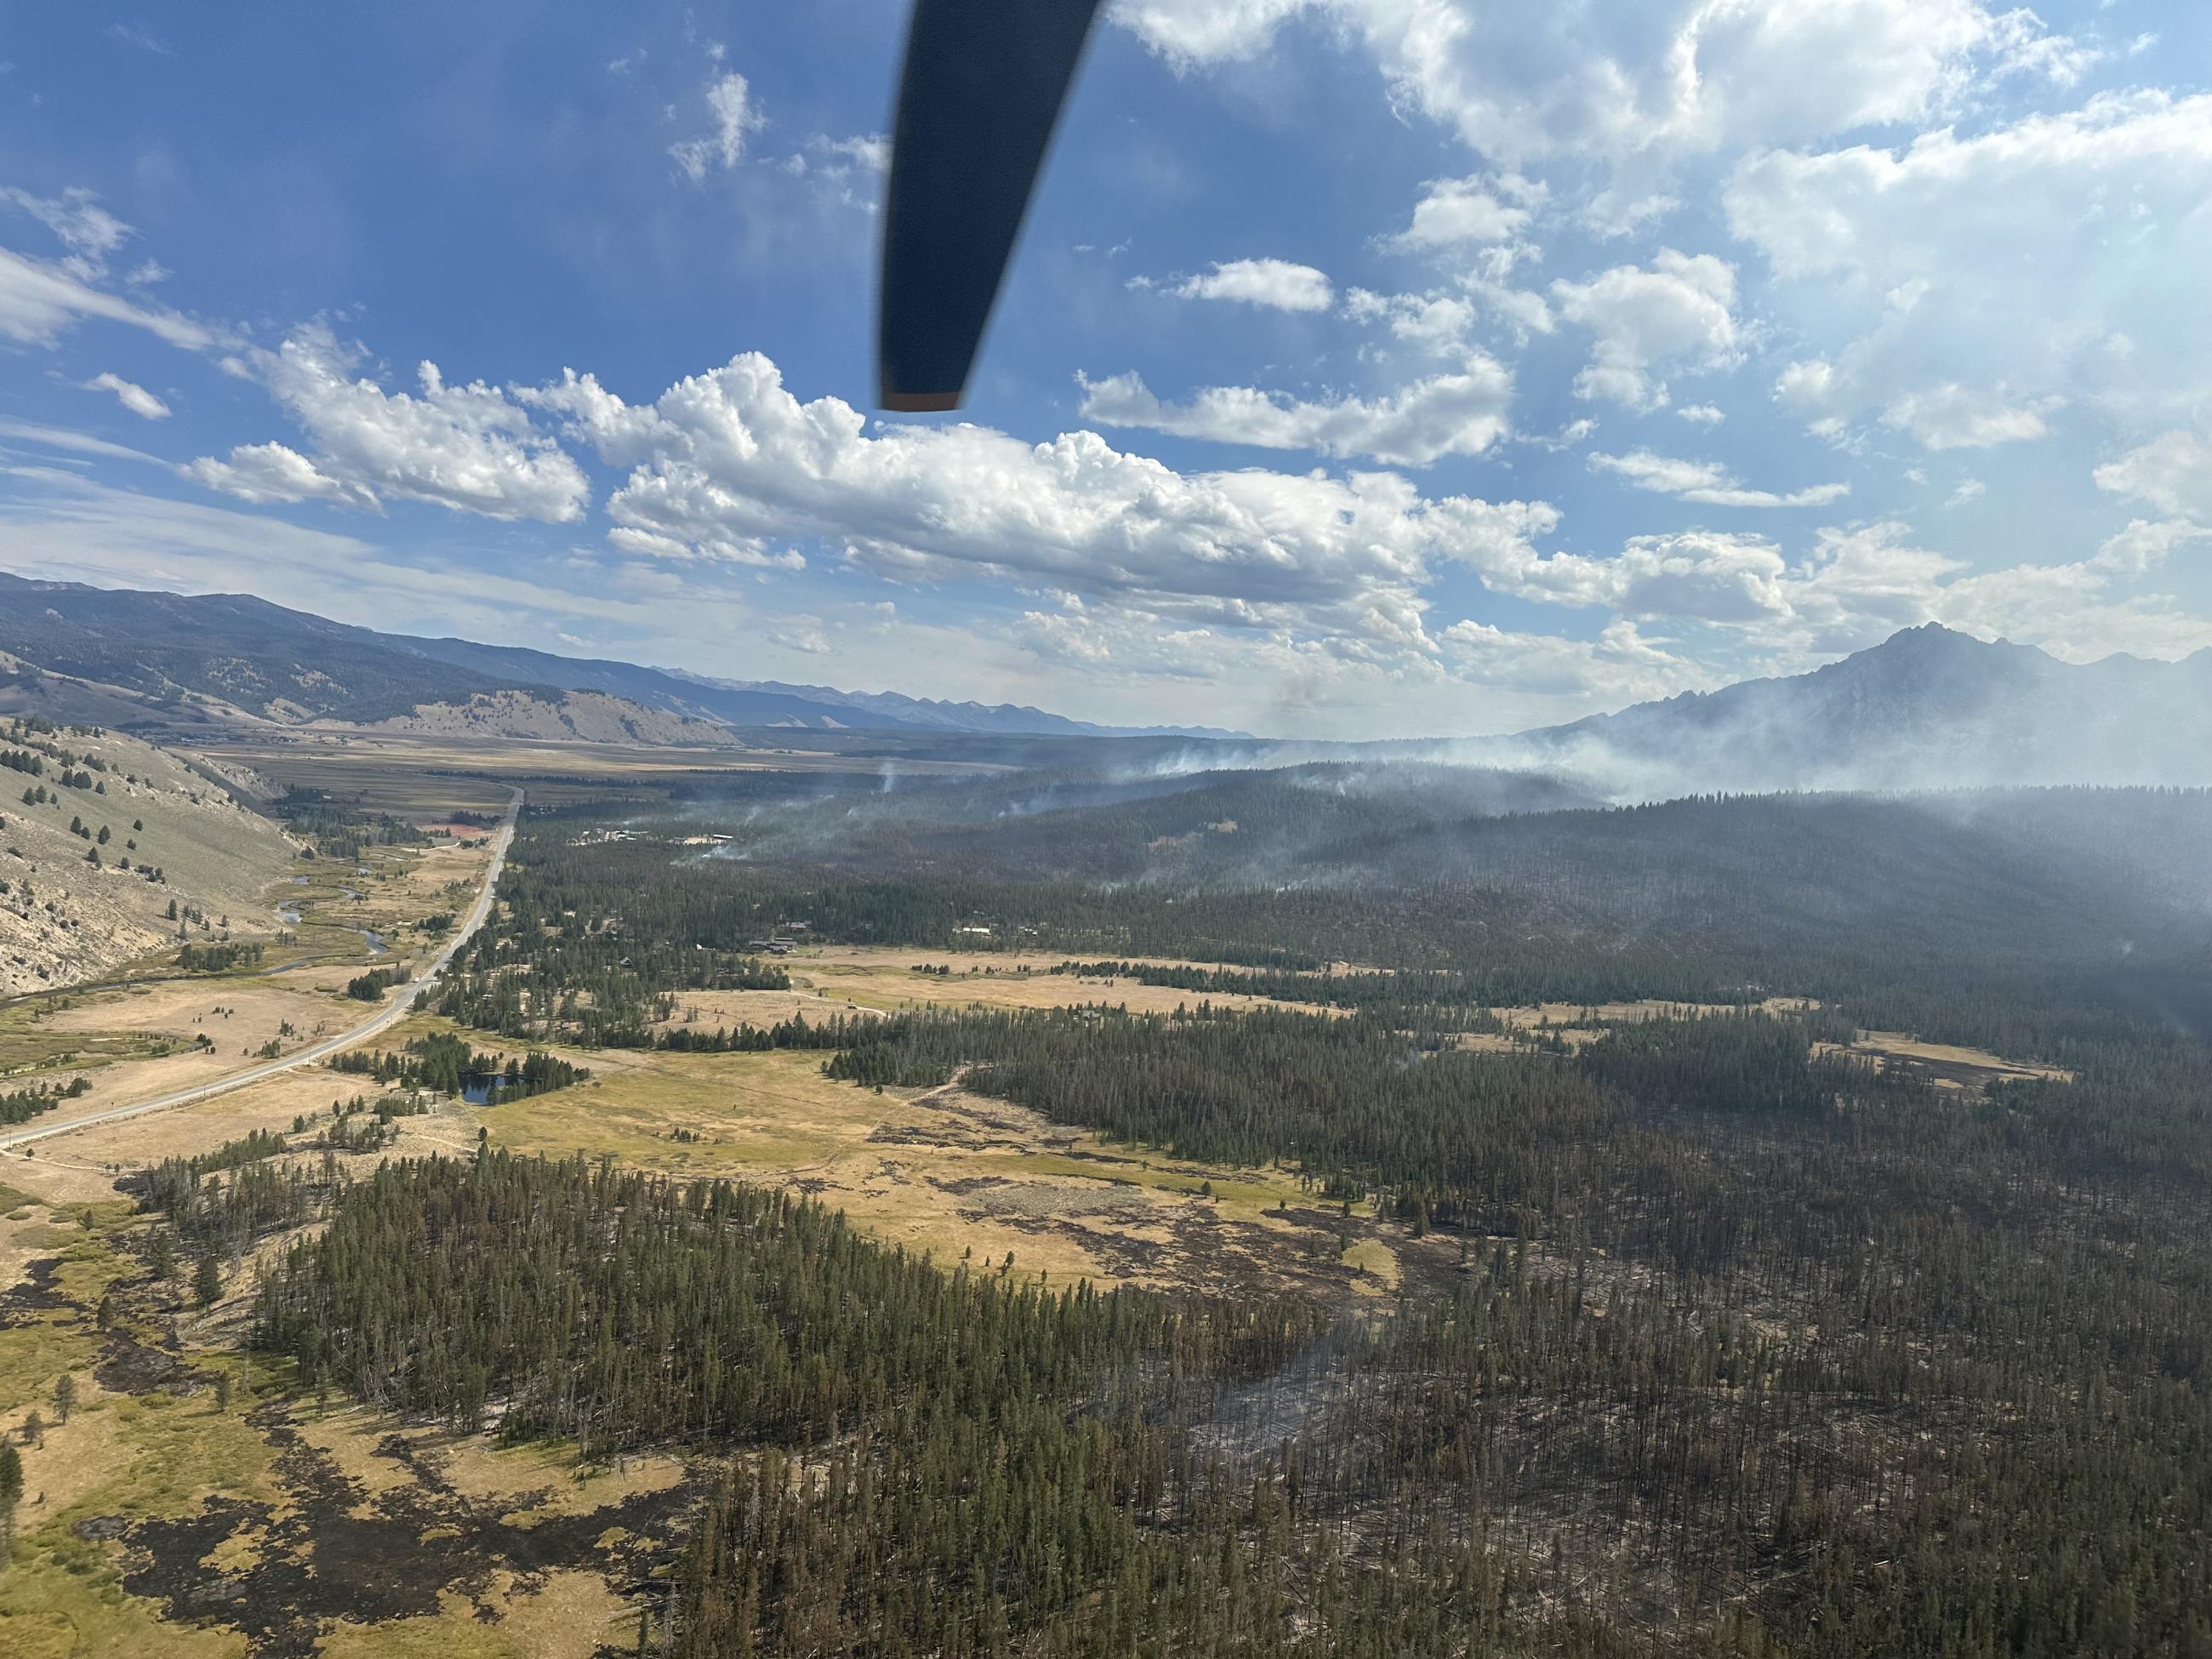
83, 372, 169, 419
1119, 0, 2069, 163
1449, 527, 1797, 625
1168, 258, 1335, 312
1983, 8, 2101, 86
1779, 361, 2055, 453
1707, 519, 2212, 664
1, 186, 133, 275
768, 614, 835, 655
1440, 617, 1702, 700
190, 324, 589, 522
1676, 403, 1725, 425
1727, 93, 2212, 441
1390, 175, 1534, 249
1116, 0, 1308, 67
1471, 281, 1557, 340
1006, 596, 1709, 736
776, 133, 891, 208
1551, 249, 1741, 408
1879, 384, 2052, 451
0, 418, 162, 465
2089, 517, 2206, 576
184, 442, 377, 509
104, 22, 171, 55
0, 187, 213, 351
670, 71, 765, 180
1945, 478, 1985, 508
525, 350, 1561, 644
810, 134, 888, 174
1350, 282, 1554, 352
1075, 362, 1512, 465
0, 245, 214, 350
1343, 288, 1478, 357
2095, 430, 2212, 523
1590, 448, 1849, 508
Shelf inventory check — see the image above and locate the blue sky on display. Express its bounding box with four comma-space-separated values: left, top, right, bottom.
3, 1, 2209, 738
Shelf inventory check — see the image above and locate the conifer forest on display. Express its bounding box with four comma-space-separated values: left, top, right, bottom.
152, 765, 2212, 1656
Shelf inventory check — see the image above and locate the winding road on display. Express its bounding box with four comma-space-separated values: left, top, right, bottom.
1, 789, 522, 1154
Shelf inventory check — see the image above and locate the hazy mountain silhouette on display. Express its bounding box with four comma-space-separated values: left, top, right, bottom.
1505, 624, 2212, 791
0, 574, 1235, 739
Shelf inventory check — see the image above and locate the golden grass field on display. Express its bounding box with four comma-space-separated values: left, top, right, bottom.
1, 835, 491, 1161
185, 731, 1003, 816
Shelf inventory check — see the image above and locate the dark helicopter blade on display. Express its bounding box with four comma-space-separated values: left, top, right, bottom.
877, 0, 1105, 413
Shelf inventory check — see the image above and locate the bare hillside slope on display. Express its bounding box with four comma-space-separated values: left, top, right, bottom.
1, 717, 297, 995
327, 688, 744, 747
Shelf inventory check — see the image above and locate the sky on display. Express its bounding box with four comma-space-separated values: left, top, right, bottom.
2, 1, 2209, 739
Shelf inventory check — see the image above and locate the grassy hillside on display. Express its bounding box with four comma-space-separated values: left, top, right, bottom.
328, 689, 744, 748
0, 574, 535, 724
0, 717, 297, 996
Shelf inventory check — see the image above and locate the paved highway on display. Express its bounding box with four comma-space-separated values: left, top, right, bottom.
1, 789, 522, 1154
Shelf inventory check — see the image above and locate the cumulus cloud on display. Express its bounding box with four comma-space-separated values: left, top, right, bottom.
1551, 249, 1741, 408
2095, 430, 2212, 523
1879, 384, 2052, 451
1676, 403, 1725, 425
1390, 175, 1535, 250
1440, 617, 1702, 701
83, 372, 169, 419
1343, 288, 1479, 357
1778, 362, 2054, 453
1676, 519, 2212, 665
670, 71, 766, 180
2087, 517, 2207, 577
1119, 0, 2071, 163
1590, 449, 1849, 509
1451, 527, 1797, 626
189, 324, 589, 522
1075, 362, 1512, 465
184, 442, 379, 509
1432, 505, 2212, 670
768, 614, 835, 655
774, 132, 891, 208
1727, 92, 2212, 441
1167, 258, 1335, 311
524, 351, 1563, 643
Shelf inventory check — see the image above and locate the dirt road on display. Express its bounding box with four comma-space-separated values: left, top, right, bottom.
0, 789, 521, 1153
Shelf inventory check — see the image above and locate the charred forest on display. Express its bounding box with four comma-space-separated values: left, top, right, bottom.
187, 765, 2211, 1656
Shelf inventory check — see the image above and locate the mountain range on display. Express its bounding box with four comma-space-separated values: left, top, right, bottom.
0, 574, 1240, 740
1494, 623, 2212, 792
1, 574, 2207, 787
